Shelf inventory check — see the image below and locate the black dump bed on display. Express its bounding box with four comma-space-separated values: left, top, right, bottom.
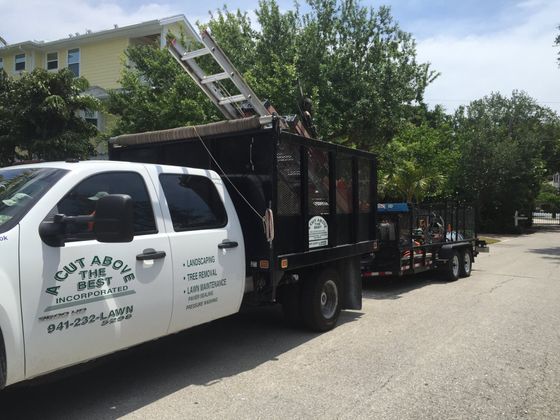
109, 116, 377, 272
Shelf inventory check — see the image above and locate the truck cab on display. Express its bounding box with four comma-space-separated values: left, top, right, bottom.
0, 160, 245, 387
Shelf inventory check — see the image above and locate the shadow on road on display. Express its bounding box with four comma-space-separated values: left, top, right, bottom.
362, 271, 450, 300
527, 225, 560, 233
527, 246, 560, 262
0, 305, 361, 420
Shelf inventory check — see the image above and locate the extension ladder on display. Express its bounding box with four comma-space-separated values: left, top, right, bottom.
167, 28, 269, 120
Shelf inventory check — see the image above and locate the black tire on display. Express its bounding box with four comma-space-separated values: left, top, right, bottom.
443, 250, 460, 282
279, 283, 302, 326
0, 331, 5, 390
459, 249, 472, 278
301, 269, 341, 332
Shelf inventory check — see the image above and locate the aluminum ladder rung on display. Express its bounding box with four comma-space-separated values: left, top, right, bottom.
201, 72, 230, 84
181, 48, 210, 61
201, 30, 269, 117
219, 94, 246, 105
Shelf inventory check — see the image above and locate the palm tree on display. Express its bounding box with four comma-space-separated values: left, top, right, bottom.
382, 160, 445, 203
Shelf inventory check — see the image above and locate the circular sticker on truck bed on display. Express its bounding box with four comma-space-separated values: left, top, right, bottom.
309, 216, 328, 248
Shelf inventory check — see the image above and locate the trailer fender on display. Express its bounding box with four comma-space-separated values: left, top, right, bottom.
338, 256, 362, 310
439, 243, 470, 257
438, 245, 455, 261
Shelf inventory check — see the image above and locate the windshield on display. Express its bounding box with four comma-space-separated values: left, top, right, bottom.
0, 167, 67, 232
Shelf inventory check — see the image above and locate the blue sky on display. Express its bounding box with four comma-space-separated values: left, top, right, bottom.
1, 0, 559, 113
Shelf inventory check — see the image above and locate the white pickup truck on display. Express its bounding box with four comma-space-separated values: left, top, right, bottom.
0, 117, 376, 388
0, 160, 247, 387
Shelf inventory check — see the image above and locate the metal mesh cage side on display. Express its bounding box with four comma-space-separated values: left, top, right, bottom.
307, 147, 330, 216
277, 141, 301, 216
276, 140, 303, 254
357, 159, 372, 241
336, 154, 353, 244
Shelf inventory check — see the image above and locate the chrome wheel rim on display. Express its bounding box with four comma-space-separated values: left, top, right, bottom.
452, 255, 459, 277
464, 252, 471, 274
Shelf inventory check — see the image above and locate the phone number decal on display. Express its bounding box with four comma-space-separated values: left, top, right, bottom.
47, 305, 133, 333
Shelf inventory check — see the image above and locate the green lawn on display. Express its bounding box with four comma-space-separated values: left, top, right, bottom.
479, 236, 500, 245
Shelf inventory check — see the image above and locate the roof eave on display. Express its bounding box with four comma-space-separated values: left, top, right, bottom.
0, 14, 189, 53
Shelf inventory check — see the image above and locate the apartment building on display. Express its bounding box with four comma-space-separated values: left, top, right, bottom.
552, 172, 560, 191
0, 15, 194, 132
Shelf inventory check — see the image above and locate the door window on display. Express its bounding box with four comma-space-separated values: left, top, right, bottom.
48, 171, 156, 241
159, 174, 227, 231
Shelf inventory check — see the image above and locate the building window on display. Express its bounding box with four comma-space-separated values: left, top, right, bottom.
83, 109, 99, 129
67, 48, 79, 76
46, 52, 58, 70
15, 53, 25, 72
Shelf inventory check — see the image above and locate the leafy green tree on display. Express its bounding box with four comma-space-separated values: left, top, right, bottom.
555, 26, 560, 66
108, 0, 435, 151
205, 0, 437, 150
203, 7, 258, 71
451, 91, 559, 231
536, 183, 560, 215
379, 120, 456, 202
0, 68, 99, 166
0, 71, 13, 166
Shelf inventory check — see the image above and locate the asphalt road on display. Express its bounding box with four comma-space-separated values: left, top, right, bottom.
1, 228, 559, 419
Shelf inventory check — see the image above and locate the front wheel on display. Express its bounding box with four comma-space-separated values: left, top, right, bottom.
301, 269, 341, 332
459, 249, 472, 278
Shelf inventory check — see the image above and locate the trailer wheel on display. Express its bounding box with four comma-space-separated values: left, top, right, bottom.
301, 269, 341, 332
443, 250, 460, 282
459, 249, 472, 278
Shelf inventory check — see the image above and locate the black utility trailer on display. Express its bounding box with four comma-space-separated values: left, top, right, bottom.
110, 116, 377, 330
362, 202, 487, 281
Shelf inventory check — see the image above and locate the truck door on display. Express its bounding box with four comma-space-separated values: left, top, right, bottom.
19, 170, 173, 378
153, 168, 246, 332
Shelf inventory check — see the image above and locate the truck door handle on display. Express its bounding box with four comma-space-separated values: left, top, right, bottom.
136, 248, 167, 261
218, 240, 238, 249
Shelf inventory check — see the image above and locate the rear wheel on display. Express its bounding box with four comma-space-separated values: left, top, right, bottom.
443, 250, 460, 282
301, 269, 341, 332
459, 249, 472, 278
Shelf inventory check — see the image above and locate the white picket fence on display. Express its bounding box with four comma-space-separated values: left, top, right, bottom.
532, 212, 560, 225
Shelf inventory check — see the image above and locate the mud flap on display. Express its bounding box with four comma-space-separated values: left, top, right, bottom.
340, 256, 362, 310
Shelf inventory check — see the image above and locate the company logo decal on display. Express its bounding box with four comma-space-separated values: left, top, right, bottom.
44, 255, 136, 312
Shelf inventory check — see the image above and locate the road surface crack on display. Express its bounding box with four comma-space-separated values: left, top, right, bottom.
488, 277, 516, 293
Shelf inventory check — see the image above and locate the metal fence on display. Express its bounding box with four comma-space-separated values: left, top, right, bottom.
532, 211, 560, 225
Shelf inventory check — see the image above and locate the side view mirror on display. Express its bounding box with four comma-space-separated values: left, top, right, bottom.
39, 194, 135, 247
39, 217, 66, 247
94, 194, 134, 243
